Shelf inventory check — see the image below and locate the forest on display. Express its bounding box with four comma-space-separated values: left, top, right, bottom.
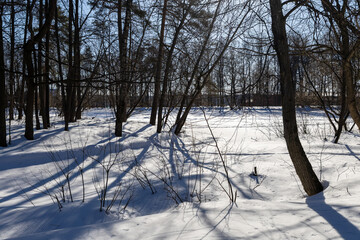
1, 0, 360, 239
1, 0, 359, 142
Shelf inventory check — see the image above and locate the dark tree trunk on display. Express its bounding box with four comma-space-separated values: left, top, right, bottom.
24, 51, 35, 139
343, 49, 360, 131
24, 0, 56, 140
174, 84, 202, 135
157, 2, 187, 133
120, 0, 132, 123
55, 7, 66, 127
17, 77, 25, 120
44, 0, 50, 128
320, 0, 360, 132
115, 0, 132, 137
300, 56, 346, 143
174, 2, 222, 133
230, 55, 236, 109
0, 4, 7, 147
24, 0, 36, 140
9, 0, 15, 121
74, 0, 82, 120
34, 47, 40, 130
64, 0, 74, 131
333, 82, 347, 143
174, 1, 248, 135
173, 0, 249, 134
37, 0, 43, 130
150, 0, 167, 126
18, 0, 30, 121
115, 0, 123, 137
269, 0, 323, 196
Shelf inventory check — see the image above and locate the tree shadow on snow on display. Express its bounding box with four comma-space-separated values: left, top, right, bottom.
306, 191, 360, 240
344, 144, 360, 162
197, 203, 236, 240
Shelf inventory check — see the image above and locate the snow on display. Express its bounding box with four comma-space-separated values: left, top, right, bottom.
1, 107, 360, 239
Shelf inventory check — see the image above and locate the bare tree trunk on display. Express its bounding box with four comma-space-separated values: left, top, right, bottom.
17, 77, 25, 120
74, 0, 82, 120
24, 0, 36, 140
0, 3, 7, 147
302, 57, 347, 143
269, 0, 323, 196
18, 1, 30, 121
115, 0, 123, 137
334, 82, 347, 143
44, 0, 50, 128
150, 0, 167, 126
55, 6, 65, 125
24, 0, 56, 140
174, 1, 222, 132
174, 1, 250, 135
37, 0, 43, 130
9, 0, 15, 121
320, 0, 360, 132
121, 0, 132, 122
157, 3, 187, 133
65, 0, 74, 131
115, 0, 132, 137
343, 49, 360, 131
230, 55, 236, 109
34, 48, 41, 130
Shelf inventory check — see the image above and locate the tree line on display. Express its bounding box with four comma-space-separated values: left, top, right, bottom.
1, 0, 360, 196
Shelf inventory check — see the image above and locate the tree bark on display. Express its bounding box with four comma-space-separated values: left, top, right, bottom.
24, 0, 56, 140
269, 0, 323, 196
74, 0, 82, 120
64, 0, 74, 131
0, 3, 7, 147
18, 0, 30, 121
34, 48, 41, 130
115, 0, 132, 137
24, 0, 36, 140
37, 0, 43, 130
157, 2, 187, 133
333, 81, 347, 143
342, 38, 360, 131
174, 1, 249, 135
44, 0, 50, 128
320, 0, 360, 132
174, 1, 222, 132
9, 0, 15, 121
150, 0, 167, 126
115, 0, 123, 137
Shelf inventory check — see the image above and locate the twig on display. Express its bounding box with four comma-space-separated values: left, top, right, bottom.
201, 108, 236, 203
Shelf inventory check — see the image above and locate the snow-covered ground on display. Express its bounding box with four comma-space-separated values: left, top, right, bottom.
1, 107, 359, 239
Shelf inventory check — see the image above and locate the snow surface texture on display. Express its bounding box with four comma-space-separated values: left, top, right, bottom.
1, 107, 360, 239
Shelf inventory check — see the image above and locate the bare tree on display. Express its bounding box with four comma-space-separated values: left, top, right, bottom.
24, 0, 56, 140
150, 0, 167, 126
0, 2, 7, 147
9, 0, 15, 121
269, 0, 323, 196
157, 1, 190, 133
115, 0, 132, 137
174, 0, 251, 135
320, 0, 360, 132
